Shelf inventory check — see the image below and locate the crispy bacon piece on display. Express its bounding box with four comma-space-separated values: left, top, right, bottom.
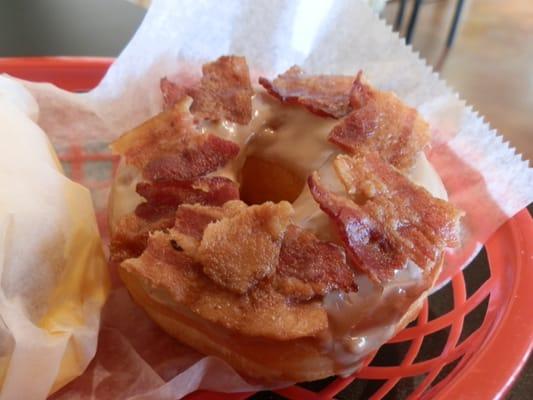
190, 55, 253, 124
110, 213, 175, 263
308, 173, 404, 282
134, 203, 177, 222
197, 201, 293, 294
174, 206, 222, 242
122, 231, 328, 339
275, 225, 357, 301
160, 77, 190, 110
111, 101, 197, 170
170, 201, 246, 255
259, 66, 356, 118
309, 154, 461, 282
142, 134, 240, 182
131, 176, 241, 255
112, 99, 240, 178
135, 176, 239, 220
335, 153, 462, 248
328, 83, 431, 170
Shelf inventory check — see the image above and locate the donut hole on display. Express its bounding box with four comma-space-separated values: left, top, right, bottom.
239, 156, 305, 205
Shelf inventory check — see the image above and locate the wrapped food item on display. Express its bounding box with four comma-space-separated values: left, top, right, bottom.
0, 77, 109, 399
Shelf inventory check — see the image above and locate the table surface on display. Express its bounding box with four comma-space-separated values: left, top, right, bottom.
0, 0, 530, 398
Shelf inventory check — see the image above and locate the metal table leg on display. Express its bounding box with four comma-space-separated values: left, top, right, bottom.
405, 0, 423, 45
394, 0, 408, 32
446, 0, 466, 48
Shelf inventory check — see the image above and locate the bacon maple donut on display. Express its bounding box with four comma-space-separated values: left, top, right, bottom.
109, 56, 462, 382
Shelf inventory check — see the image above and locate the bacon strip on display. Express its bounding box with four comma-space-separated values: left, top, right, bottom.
197, 202, 293, 294
190, 55, 253, 124
113, 201, 243, 265
142, 134, 240, 182
259, 66, 356, 118
335, 153, 462, 248
160, 77, 190, 110
170, 201, 247, 255
308, 173, 405, 282
173, 206, 226, 242
111, 101, 198, 170
134, 204, 177, 222
112, 98, 240, 180
309, 154, 461, 282
275, 225, 357, 301
110, 213, 175, 263
328, 85, 430, 170
135, 176, 239, 220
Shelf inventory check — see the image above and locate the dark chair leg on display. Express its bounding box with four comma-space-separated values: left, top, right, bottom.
446, 0, 466, 48
394, 0, 408, 32
406, 0, 423, 45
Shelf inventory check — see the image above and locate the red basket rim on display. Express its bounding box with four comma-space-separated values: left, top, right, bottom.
436, 208, 533, 399
0, 56, 113, 67
1, 56, 531, 399
0, 56, 113, 91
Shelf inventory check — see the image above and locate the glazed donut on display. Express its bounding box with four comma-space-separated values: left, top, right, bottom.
109, 56, 462, 382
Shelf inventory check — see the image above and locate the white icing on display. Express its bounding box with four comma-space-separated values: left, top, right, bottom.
323, 260, 426, 373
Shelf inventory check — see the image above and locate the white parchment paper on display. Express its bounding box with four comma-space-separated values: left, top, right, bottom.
12, 0, 533, 398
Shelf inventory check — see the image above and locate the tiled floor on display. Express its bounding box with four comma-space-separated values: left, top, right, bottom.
384, 0, 533, 164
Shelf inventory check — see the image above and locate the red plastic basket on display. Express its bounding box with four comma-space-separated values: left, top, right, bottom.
2, 57, 531, 400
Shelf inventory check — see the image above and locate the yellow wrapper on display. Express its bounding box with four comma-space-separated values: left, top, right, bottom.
0, 77, 109, 399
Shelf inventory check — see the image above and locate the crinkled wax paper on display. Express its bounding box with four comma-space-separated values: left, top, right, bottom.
8, 0, 533, 398
0, 77, 109, 400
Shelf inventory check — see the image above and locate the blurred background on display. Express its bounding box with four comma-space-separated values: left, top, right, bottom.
0, 0, 531, 164
0, 0, 531, 398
